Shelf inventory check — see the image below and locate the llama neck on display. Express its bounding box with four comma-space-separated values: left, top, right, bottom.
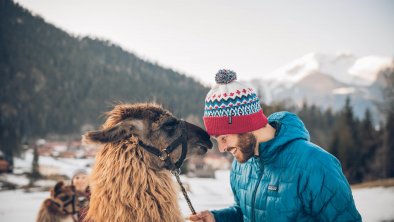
36, 204, 73, 222
87, 144, 184, 222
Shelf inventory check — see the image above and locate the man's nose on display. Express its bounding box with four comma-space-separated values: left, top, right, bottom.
217, 142, 227, 153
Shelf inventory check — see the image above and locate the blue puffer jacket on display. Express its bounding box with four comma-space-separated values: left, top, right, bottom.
211, 112, 361, 222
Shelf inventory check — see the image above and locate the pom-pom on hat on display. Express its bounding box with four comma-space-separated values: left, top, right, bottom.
203, 69, 268, 136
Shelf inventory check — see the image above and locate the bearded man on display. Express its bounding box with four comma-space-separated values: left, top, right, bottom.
188, 69, 361, 222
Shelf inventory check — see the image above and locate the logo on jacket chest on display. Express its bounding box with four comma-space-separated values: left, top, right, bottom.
268, 185, 278, 192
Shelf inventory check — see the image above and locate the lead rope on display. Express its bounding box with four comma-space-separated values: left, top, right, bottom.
171, 168, 196, 215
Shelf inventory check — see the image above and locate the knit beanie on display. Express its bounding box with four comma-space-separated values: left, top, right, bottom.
203, 69, 268, 136
71, 169, 88, 181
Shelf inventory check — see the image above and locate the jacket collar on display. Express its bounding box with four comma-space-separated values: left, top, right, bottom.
257, 111, 310, 163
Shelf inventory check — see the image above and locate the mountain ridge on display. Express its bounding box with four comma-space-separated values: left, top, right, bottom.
252, 52, 394, 120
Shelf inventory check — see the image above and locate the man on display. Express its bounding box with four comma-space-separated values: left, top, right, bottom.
189, 69, 361, 222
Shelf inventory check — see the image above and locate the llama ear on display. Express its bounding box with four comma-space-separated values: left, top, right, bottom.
52, 181, 64, 197
83, 120, 144, 144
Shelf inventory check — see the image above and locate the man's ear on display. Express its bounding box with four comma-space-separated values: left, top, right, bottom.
82, 120, 144, 144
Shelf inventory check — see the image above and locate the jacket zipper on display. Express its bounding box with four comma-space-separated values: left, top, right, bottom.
251, 160, 264, 222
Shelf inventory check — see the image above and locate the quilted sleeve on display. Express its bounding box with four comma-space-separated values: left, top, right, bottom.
211, 168, 243, 222
211, 204, 243, 222
298, 154, 362, 222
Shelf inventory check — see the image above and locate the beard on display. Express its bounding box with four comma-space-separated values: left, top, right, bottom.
234, 133, 257, 163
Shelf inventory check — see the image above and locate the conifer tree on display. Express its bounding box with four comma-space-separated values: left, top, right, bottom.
357, 109, 380, 181
381, 64, 394, 177
332, 97, 360, 183
370, 63, 394, 179
29, 143, 40, 186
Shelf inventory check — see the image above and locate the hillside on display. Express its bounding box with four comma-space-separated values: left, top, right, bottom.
0, 0, 209, 157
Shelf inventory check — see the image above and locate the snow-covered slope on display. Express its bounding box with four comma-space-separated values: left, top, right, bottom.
252, 53, 393, 119
263, 52, 391, 86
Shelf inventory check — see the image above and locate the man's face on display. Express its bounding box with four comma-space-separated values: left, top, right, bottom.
214, 133, 257, 163
73, 174, 88, 192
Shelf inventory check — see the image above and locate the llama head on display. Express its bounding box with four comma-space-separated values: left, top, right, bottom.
83, 103, 212, 170
44, 181, 80, 216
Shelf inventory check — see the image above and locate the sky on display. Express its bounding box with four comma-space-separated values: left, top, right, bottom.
14, 0, 394, 85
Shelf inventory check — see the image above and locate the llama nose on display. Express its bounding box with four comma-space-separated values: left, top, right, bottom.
197, 127, 212, 148
184, 121, 213, 148
206, 139, 213, 149
201, 129, 210, 141
198, 129, 213, 149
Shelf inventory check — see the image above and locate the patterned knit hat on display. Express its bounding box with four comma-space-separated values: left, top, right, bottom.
203, 69, 268, 136
72, 169, 88, 179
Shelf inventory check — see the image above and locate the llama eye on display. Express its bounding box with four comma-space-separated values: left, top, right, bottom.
162, 120, 178, 131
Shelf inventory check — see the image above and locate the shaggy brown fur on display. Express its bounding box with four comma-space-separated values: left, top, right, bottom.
83, 103, 212, 222
36, 181, 80, 222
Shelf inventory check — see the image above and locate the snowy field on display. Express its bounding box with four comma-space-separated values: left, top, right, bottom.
0, 153, 393, 221
0, 171, 394, 222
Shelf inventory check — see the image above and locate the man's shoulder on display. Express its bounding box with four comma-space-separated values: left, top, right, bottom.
283, 140, 339, 169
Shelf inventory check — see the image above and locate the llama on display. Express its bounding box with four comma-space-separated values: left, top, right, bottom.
82, 103, 212, 222
36, 181, 81, 222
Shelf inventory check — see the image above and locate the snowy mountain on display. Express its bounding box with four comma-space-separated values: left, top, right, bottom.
251, 52, 393, 119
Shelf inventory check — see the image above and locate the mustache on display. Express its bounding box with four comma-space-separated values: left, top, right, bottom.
226, 147, 237, 154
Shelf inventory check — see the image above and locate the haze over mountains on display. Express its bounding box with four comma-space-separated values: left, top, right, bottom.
251, 52, 393, 120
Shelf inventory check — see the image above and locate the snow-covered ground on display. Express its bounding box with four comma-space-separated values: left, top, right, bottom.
180, 171, 394, 222
1, 153, 393, 221
0, 170, 393, 222
13, 150, 94, 179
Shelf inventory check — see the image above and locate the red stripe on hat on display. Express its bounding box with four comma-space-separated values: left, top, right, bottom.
203, 110, 268, 136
